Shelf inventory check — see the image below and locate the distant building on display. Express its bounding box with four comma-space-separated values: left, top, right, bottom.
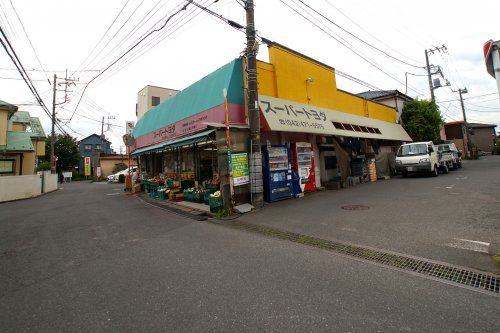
357, 90, 413, 122
443, 121, 497, 154
78, 134, 113, 174
0, 100, 46, 175
136, 85, 179, 120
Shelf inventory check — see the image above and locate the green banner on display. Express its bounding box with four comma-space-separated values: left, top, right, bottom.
230, 152, 249, 186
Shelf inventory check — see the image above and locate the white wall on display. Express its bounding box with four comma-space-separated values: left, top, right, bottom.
0, 172, 58, 203
42, 172, 58, 193
0, 175, 42, 202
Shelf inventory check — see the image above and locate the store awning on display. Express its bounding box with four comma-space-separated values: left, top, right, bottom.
258, 95, 412, 142
131, 129, 215, 156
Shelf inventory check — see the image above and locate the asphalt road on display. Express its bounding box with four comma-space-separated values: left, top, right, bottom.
0, 179, 499, 332
241, 156, 500, 273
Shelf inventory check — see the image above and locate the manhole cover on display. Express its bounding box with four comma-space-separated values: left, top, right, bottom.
341, 205, 370, 211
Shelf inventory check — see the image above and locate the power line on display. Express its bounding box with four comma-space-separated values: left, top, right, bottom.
0, 25, 67, 135
8, 0, 50, 85
278, 0, 423, 95
295, 0, 424, 69
72, 0, 132, 75
68, 0, 193, 122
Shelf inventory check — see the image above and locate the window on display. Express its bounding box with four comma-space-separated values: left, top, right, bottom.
0, 159, 15, 174
333, 122, 344, 130
95, 144, 102, 151
84, 144, 92, 151
152, 96, 160, 106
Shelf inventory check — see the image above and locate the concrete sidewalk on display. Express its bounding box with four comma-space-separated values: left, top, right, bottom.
240, 156, 500, 273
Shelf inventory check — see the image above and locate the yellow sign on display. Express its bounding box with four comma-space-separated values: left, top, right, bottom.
84, 157, 91, 176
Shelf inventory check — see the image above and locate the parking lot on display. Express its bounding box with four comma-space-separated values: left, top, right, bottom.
240, 156, 500, 273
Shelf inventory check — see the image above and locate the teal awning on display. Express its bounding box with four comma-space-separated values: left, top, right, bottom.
132, 129, 215, 156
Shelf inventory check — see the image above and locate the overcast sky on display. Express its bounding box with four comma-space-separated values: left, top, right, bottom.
1, 0, 499, 151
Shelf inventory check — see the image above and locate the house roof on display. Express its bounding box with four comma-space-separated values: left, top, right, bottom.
133, 58, 244, 139
445, 121, 497, 128
357, 90, 413, 101
0, 99, 18, 117
469, 122, 497, 128
8, 111, 46, 138
0, 131, 34, 151
79, 133, 111, 143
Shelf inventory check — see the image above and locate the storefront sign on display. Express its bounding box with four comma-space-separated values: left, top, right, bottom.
134, 103, 246, 150
84, 157, 91, 176
96, 166, 102, 178
230, 153, 249, 186
126, 121, 135, 135
258, 95, 412, 142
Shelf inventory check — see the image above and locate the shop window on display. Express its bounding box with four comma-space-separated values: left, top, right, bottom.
333, 122, 344, 130
360, 126, 370, 133
152, 96, 160, 106
343, 124, 355, 131
352, 125, 362, 132
0, 159, 15, 174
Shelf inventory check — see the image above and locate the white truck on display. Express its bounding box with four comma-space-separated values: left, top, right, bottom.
395, 141, 449, 177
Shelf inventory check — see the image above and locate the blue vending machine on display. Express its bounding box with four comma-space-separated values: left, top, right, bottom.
262, 145, 294, 203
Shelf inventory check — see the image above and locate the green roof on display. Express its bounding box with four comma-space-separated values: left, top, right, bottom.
133, 58, 244, 138
8, 111, 46, 138
0, 131, 34, 151
10, 111, 31, 124
29, 117, 46, 138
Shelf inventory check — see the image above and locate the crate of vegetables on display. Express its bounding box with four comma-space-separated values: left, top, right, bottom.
208, 191, 223, 213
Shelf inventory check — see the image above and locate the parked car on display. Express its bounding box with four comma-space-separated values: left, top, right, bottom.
395, 141, 441, 177
437, 143, 462, 169
107, 167, 138, 183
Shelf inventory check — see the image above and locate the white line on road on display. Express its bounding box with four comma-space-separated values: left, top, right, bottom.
445, 238, 490, 254
106, 193, 121, 196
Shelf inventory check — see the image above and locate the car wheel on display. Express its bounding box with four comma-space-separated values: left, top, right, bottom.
452, 162, 458, 170
432, 165, 438, 177
442, 164, 449, 174
458, 162, 462, 168
402, 172, 408, 178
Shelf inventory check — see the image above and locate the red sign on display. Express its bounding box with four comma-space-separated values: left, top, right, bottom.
133, 103, 246, 150
484, 39, 494, 77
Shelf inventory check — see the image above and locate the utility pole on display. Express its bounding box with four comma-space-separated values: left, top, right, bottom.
457, 88, 472, 158
50, 71, 78, 174
245, 0, 263, 208
424, 45, 447, 102
424, 50, 435, 102
50, 74, 57, 174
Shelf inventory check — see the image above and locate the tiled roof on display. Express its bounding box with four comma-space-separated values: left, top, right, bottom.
0, 99, 18, 112
357, 90, 413, 101
10, 111, 31, 124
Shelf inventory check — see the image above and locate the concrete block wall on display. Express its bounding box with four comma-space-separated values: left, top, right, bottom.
0, 175, 42, 202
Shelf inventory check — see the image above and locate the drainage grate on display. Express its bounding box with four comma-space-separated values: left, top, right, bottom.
227, 221, 500, 294
341, 205, 370, 210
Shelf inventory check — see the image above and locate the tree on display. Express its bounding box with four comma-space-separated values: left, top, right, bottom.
401, 99, 443, 142
40, 134, 80, 173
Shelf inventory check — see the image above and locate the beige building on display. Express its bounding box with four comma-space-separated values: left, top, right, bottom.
136, 85, 179, 120
99, 155, 137, 177
0, 100, 46, 176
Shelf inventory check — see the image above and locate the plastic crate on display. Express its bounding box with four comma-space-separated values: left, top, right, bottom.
209, 196, 223, 213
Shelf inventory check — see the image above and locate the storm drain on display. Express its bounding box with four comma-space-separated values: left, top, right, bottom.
341, 205, 370, 211
227, 221, 500, 294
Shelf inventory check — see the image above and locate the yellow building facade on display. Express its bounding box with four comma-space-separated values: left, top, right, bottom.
0, 100, 46, 176
257, 42, 397, 123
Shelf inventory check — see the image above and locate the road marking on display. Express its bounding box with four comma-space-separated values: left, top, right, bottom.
341, 227, 357, 232
112, 188, 121, 191
106, 193, 121, 196
456, 176, 467, 180
446, 238, 490, 254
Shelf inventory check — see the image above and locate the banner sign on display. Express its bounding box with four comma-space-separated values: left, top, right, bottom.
126, 121, 135, 135
84, 157, 91, 176
230, 153, 249, 186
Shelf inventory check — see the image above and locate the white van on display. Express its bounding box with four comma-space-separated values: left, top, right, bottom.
395, 142, 440, 177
